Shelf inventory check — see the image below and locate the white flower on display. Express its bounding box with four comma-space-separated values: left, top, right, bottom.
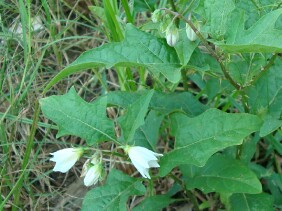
166, 24, 179, 47
125, 146, 163, 179
186, 23, 197, 41
50, 148, 83, 173
83, 164, 103, 186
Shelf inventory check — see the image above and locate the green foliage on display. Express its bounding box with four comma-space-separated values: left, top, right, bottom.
247, 59, 282, 136
159, 109, 262, 176
82, 169, 146, 211
105, 90, 207, 116
132, 195, 176, 211
40, 87, 115, 145
118, 90, 154, 144
181, 154, 262, 194
228, 193, 274, 211
217, 8, 282, 53
37, 0, 282, 210
43, 24, 181, 93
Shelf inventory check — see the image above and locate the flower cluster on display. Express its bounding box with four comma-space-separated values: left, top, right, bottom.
50, 145, 163, 183
151, 9, 200, 46
50, 148, 103, 186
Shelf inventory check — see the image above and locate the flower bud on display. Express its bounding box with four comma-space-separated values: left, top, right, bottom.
151, 9, 162, 23
186, 23, 197, 41
81, 155, 103, 186
166, 24, 179, 47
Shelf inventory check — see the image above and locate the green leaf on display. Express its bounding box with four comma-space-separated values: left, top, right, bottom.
259, 115, 282, 137
265, 173, 282, 207
181, 154, 262, 194
228, 193, 274, 211
118, 90, 154, 143
133, 110, 164, 150
82, 169, 146, 211
246, 59, 282, 136
186, 48, 221, 73
204, 0, 235, 39
217, 8, 282, 53
105, 90, 207, 116
159, 109, 262, 176
149, 91, 207, 116
43, 24, 181, 93
39, 87, 115, 145
132, 195, 176, 211
175, 29, 199, 66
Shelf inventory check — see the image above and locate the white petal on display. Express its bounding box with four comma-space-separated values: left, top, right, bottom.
130, 147, 158, 161
53, 158, 77, 173
148, 160, 160, 168
50, 148, 82, 173
128, 148, 150, 168
131, 159, 150, 179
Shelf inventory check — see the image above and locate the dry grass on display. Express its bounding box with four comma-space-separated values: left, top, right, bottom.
0, 0, 115, 209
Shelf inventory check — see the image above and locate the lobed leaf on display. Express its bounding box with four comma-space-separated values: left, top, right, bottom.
217, 8, 282, 53
159, 108, 262, 176
39, 87, 115, 145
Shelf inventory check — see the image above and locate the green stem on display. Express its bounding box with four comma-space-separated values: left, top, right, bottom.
163, 9, 240, 90
169, 173, 200, 211
181, 69, 189, 91
168, 0, 179, 27
251, 53, 277, 85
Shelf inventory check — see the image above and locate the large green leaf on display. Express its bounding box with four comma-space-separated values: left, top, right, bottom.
118, 90, 154, 143
39, 87, 115, 145
43, 24, 181, 93
82, 169, 146, 211
159, 109, 262, 176
132, 195, 176, 211
246, 59, 282, 136
180, 154, 262, 194
217, 8, 282, 53
228, 193, 274, 211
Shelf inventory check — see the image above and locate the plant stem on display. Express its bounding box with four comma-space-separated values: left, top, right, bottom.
169, 173, 200, 211
168, 0, 179, 27
251, 53, 277, 85
162, 9, 241, 90
181, 69, 189, 91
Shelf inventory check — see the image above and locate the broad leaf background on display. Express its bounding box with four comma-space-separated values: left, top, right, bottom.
159, 109, 262, 176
